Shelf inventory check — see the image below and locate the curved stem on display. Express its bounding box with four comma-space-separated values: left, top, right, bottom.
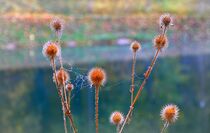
95, 86, 100, 133
119, 49, 160, 133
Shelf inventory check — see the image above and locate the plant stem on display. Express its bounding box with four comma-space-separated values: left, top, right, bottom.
119, 49, 160, 133
66, 112, 78, 133
128, 51, 137, 121
131, 52, 137, 104
57, 38, 64, 69
116, 124, 120, 133
67, 91, 77, 133
56, 38, 78, 133
95, 86, 100, 133
68, 91, 71, 110
60, 87, 77, 133
61, 89, 68, 133
67, 90, 74, 132
51, 59, 68, 133
161, 122, 169, 133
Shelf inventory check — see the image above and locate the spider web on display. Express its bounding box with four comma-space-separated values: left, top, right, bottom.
64, 64, 145, 100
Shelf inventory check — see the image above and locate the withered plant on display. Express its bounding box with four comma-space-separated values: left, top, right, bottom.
42, 14, 180, 133
118, 13, 175, 133
43, 18, 77, 133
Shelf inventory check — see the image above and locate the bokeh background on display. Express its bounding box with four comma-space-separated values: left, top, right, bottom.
0, 0, 210, 133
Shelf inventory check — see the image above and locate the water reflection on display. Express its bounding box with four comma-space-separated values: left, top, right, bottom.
0, 54, 210, 133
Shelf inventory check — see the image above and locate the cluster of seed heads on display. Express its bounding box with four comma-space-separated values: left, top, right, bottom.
42, 13, 179, 133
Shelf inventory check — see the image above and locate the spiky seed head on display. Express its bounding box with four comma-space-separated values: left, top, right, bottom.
153, 35, 168, 50
66, 83, 74, 91
42, 41, 60, 60
160, 14, 172, 28
130, 41, 141, 52
50, 18, 64, 38
110, 111, 124, 125
88, 67, 106, 88
54, 68, 69, 86
160, 104, 179, 123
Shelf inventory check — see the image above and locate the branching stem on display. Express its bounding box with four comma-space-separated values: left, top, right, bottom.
119, 49, 160, 133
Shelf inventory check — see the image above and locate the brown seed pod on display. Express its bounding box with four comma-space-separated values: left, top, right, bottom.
54, 68, 69, 86
110, 111, 124, 125
160, 14, 172, 27
153, 35, 168, 50
66, 83, 74, 91
130, 41, 141, 52
50, 18, 64, 38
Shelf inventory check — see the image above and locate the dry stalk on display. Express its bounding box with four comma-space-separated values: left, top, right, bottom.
95, 85, 100, 133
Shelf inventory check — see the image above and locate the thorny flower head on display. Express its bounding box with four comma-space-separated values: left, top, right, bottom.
160, 104, 179, 123
159, 14, 173, 28
130, 41, 141, 52
110, 111, 124, 125
153, 35, 168, 50
42, 41, 60, 60
88, 67, 106, 88
54, 68, 70, 87
50, 18, 64, 38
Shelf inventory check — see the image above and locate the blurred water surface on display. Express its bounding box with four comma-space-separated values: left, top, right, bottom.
0, 52, 210, 133
0, 0, 210, 133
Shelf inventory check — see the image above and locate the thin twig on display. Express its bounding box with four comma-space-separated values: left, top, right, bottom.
95, 86, 100, 133
61, 89, 68, 133
128, 51, 137, 121
161, 122, 169, 133
68, 91, 71, 110
116, 124, 120, 133
57, 38, 78, 133
51, 59, 68, 133
66, 111, 78, 133
60, 88, 77, 133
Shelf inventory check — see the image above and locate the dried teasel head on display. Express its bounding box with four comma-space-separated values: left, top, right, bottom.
159, 14, 173, 28
110, 111, 124, 125
160, 104, 179, 123
42, 41, 60, 60
88, 67, 106, 88
153, 35, 168, 50
130, 41, 141, 52
54, 68, 69, 86
66, 83, 74, 91
50, 18, 64, 38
